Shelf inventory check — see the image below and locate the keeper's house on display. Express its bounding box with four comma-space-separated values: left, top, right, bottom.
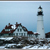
0, 22, 34, 37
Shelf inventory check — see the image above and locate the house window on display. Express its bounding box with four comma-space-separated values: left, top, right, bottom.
17, 29, 19, 31
24, 33, 25, 36
9, 34, 11, 36
9, 29, 10, 31
16, 33, 18, 36
29, 34, 30, 37
35, 34, 38, 38
30, 34, 31, 37
19, 33, 20, 36
5, 29, 8, 31
24, 33, 26, 36
19, 33, 21, 36
21, 33, 23, 36
13, 33, 15, 36
5, 29, 11, 31
20, 29, 22, 32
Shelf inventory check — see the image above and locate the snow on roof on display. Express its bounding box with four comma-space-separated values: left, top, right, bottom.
11, 25, 16, 29
34, 32, 40, 35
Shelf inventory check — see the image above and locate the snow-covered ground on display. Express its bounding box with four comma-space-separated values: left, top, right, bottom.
0, 37, 13, 41
0, 46, 5, 49
5, 44, 17, 47
0, 37, 50, 49
22, 44, 50, 49
0, 44, 50, 49
22, 45, 32, 49
47, 38, 50, 42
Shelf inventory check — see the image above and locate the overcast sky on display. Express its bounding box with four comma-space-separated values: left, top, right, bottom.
0, 1, 50, 33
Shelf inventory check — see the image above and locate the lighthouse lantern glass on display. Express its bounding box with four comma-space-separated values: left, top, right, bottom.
38, 9, 42, 11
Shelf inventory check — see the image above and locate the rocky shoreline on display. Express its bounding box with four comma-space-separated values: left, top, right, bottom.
0, 37, 50, 49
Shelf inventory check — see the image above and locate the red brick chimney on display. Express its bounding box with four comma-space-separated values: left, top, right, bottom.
16, 22, 18, 25
6, 25, 7, 27
20, 23, 21, 25
8, 23, 10, 26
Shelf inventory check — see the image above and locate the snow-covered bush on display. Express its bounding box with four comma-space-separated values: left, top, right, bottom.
39, 41, 43, 46
0, 40, 4, 46
5, 44, 25, 49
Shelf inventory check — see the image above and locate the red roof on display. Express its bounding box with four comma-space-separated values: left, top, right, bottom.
45, 32, 50, 35
22, 26, 28, 31
28, 31, 33, 34
0, 22, 33, 35
5, 25, 13, 29
10, 29, 15, 33
0, 23, 28, 34
1, 29, 15, 34
16, 24, 28, 31
1, 29, 10, 33
22, 26, 25, 28
15, 24, 20, 27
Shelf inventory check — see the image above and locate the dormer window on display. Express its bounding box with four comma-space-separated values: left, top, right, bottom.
17, 29, 19, 31
5, 29, 8, 31
9, 29, 10, 31
5, 29, 11, 31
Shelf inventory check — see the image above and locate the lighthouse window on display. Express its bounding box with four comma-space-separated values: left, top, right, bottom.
42, 28, 44, 30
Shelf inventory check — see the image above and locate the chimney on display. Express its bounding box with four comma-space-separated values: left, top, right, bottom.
20, 23, 21, 24
6, 25, 7, 27
20, 23, 22, 26
16, 22, 18, 25
8, 23, 10, 26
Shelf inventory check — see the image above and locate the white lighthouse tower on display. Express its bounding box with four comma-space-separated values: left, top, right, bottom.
37, 6, 45, 38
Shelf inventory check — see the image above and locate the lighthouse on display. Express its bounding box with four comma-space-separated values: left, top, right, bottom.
37, 6, 45, 38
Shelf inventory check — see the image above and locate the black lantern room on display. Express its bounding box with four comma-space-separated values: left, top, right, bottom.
37, 6, 43, 16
